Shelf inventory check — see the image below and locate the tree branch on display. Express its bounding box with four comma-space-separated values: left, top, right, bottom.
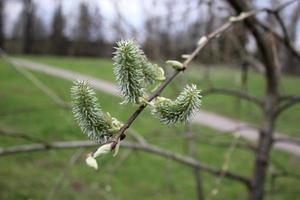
111, 7, 269, 147
0, 140, 251, 187
0, 48, 71, 109
275, 95, 300, 117
254, 0, 300, 62
202, 87, 263, 106
273, 135, 300, 146
196, 136, 256, 151
256, 20, 300, 62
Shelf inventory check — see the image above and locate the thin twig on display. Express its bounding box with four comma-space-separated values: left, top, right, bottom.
0, 140, 251, 187
110, 8, 268, 147
0, 48, 71, 109
207, 133, 241, 200
202, 87, 263, 106
273, 136, 300, 146
275, 96, 300, 117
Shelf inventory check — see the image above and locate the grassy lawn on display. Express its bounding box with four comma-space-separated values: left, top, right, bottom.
0, 58, 299, 199
20, 55, 300, 138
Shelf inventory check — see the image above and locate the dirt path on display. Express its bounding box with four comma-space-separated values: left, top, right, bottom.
11, 58, 300, 156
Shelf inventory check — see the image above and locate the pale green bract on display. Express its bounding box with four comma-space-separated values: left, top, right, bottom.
151, 84, 202, 125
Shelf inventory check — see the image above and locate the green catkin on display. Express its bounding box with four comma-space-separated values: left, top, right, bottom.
113, 40, 165, 104
151, 84, 202, 125
70, 40, 204, 170
71, 80, 117, 144
113, 40, 145, 104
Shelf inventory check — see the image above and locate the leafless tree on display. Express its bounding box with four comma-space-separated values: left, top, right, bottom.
225, 1, 300, 199
23, 0, 35, 54
72, 1, 93, 56
50, 1, 68, 55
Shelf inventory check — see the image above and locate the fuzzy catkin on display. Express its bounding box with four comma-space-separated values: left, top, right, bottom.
113, 40, 165, 104
151, 84, 202, 125
71, 80, 114, 144
113, 40, 145, 103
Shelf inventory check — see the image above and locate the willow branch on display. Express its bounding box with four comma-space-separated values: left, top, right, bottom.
0, 140, 251, 187
111, 8, 267, 146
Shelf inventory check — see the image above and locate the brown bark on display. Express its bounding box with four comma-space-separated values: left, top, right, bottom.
226, 0, 280, 199
23, 0, 34, 54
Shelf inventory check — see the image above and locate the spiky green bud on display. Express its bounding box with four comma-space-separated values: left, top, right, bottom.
151, 84, 202, 125
71, 81, 122, 144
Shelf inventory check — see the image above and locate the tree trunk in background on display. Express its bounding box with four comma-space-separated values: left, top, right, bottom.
50, 3, 67, 55
0, 0, 4, 50
23, 0, 34, 54
250, 95, 276, 200
72, 2, 92, 56
226, 0, 280, 199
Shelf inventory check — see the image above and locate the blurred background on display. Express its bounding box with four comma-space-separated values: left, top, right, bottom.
0, 0, 299, 72
0, 0, 300, 200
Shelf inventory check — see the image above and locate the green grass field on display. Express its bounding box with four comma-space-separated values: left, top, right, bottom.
0, 57, 299, 199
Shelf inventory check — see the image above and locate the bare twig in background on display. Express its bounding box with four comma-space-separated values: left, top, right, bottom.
256, 20, 300, 62
202, 87, 263, 106
207, 133, 241, 200
195, 125, 257, 151
288, 1, 300, 41
254, 0, 300, 63
273, 135, 300, 146
0, 140, 251, 187
0, 48, 71, 109
275, 95, 300, 117
269, 158, 300, 194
